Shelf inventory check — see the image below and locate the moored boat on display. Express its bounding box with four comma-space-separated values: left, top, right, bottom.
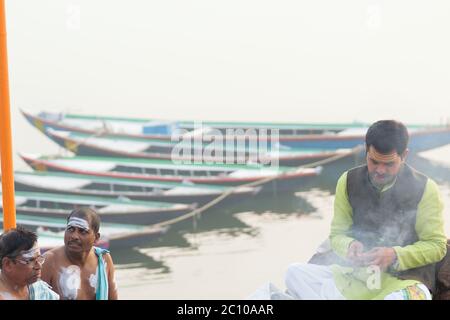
1, 213, 168, 249
43, 129, 347, 167
0, 226, 106, 252
22, 109, 358, 139
0, 190, 194, 225
22, 109, 450, 151
20, 153, 322, 189
13, 170, 260, 205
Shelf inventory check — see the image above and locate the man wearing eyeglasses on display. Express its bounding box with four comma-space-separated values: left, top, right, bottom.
0, 227, 59, 300
41, 208, 118, 300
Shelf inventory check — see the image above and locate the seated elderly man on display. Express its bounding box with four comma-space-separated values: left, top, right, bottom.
0, 227, 59, 300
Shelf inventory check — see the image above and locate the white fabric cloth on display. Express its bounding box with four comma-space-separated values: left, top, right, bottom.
284, 263, 346, 300
247, 282, 294, 300
285, 263, 432, 300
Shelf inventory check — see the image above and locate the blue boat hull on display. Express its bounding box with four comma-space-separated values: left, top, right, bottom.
276, 129, 450, 153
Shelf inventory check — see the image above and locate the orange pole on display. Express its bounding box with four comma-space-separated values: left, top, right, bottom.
0, 0, 16, 230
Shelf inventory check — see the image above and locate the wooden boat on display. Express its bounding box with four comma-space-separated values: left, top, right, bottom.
13, 170, 260, 205
43, 128, 351, 167
20, 154, 321, 189
22, 109, 450, 151
0, 225, 109, 252
21, 109, 362, 137
0, 214, 167, 249
0, 190, 194, 225
0, 227, 71, 252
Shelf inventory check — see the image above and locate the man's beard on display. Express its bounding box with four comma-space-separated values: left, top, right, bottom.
369, 172, 395, 189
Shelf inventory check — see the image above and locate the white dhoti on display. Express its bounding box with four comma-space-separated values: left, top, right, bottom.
247, 282, 295, 300
284, 263, 432, 300
284, 263, 345, 300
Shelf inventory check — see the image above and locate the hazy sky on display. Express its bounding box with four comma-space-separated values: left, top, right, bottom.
3, 0, 450, 167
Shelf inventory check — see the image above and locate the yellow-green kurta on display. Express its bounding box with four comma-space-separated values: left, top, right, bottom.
329, 171, 447, 299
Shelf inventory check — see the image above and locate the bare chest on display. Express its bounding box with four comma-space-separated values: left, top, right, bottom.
55, 262, 100, 300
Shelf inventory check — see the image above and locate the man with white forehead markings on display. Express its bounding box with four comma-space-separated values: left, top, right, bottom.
41, 208, 118, 300
0, 227, 59, 300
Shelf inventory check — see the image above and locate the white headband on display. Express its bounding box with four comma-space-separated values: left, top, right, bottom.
20, 245, 40, 259
67, 217, 90, 231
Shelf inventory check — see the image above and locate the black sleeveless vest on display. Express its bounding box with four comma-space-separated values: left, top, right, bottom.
347, 164, 437, 291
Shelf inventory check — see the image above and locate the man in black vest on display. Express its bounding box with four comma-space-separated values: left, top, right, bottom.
285, 120, 447, 299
